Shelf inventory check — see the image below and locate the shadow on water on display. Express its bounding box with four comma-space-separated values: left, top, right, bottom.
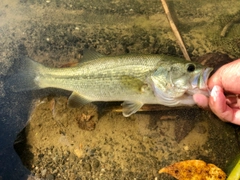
0, 54, 71, 179
0, 89, 32, 179
1, 73, 71, 179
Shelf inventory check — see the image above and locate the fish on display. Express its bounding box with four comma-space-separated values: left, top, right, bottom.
6, 50, 213, 117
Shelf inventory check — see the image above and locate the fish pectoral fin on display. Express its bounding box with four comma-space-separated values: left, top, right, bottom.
121, 101, 143, 117
68, 92, 92, 108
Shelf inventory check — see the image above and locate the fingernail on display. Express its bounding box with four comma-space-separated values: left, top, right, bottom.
210, 85, 218, 102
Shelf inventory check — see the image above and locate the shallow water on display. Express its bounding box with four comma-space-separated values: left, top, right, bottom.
1, 0, 240, 179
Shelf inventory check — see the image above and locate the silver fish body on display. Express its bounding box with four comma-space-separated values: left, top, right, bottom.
7, 50, 213, 117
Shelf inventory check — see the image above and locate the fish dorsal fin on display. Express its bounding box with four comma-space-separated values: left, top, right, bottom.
121, 101, 143, 117
68, 92, 92, 108
81, 49, 104, 63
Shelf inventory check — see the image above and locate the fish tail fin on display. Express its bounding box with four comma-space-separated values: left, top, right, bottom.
5, 57, 43, 92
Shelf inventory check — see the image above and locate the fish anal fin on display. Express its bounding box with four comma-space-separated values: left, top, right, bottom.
68, 92, 92, 108
121, 101, 143, 117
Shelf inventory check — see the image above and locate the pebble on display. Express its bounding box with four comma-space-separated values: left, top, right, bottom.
41, 169, 47, 177
92, 158, 100, 169
83, 163, 92, 171
183, 145, 189, 151
46, 174, 55, 180
142, 136, 149, 142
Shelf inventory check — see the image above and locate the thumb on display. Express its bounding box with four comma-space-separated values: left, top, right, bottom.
193, 94, 209, 108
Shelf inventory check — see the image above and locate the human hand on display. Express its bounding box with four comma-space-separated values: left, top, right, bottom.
193, 59, 240, 125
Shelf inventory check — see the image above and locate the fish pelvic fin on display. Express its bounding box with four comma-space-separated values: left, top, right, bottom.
121, 101, 143, 117
5, 56, 42, 92
68, 92, 92, 108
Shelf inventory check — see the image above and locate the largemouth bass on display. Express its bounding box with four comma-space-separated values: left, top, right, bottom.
7, 50, 213, 117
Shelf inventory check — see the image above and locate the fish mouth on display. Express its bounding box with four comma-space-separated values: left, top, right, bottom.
192, 67, 213, 90
199, 67, 213, 89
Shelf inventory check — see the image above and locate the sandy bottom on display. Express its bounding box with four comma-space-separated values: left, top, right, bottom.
14, 95, 239, 179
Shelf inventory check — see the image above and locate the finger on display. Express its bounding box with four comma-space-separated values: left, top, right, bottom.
226, 95, 238, 107
193, 94, 209, 108
208, 59, 240, 93
209, 85, 240, 125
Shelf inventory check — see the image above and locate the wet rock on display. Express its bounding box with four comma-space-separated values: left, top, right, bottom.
194, 52, 233, 74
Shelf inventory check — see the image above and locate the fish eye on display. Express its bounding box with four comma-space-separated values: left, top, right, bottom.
187, 63, 195, 72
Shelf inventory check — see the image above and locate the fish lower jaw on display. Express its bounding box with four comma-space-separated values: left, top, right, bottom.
187, 88, 210, 97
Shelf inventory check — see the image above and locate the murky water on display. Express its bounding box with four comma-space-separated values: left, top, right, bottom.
1, 0, 240, 179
